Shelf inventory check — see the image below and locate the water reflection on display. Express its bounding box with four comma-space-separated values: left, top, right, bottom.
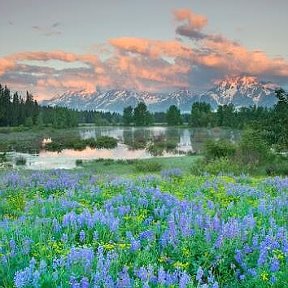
79, 127, 238, 155
4, 127, 240, 169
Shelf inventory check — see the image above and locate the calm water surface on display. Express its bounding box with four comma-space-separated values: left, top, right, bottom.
7, 126, 239, 169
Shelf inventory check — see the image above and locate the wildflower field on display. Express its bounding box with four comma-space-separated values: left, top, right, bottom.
0, 169, 287, 287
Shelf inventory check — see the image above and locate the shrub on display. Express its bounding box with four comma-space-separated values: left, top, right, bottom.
204, 139, 236, 160
0, 127, 11, 134
15, 156, 27, 166
147, 144, 164, 156
204, 157, 243, 175
0, 152, 7, 163
134, 160, 162, 172
265, 160, 288, 176
75, 159, 83, 166
94, 136, 118, 149
70, 141, 86, 151
237, 129, 271, 166
45, 142, 63, 152
84, 138, 97, 148
190, 158, 206, 175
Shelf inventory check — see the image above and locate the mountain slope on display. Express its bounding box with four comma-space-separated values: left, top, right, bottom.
199, 76, 278, 109
41, 76, 278, 112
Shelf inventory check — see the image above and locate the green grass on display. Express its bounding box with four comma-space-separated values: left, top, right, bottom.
81, 155, 202, 175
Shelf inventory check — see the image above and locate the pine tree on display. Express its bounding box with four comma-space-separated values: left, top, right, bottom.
166, 105, 182, 126
133, 102, 153, 126
123, 106, 133, 125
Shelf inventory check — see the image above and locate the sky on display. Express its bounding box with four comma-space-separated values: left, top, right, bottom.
0, 0, 288, 100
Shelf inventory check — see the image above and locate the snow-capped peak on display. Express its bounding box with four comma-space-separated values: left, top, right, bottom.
41, 75, 279, 112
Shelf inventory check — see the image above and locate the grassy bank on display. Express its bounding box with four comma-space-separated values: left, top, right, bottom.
79, 156, 202, 175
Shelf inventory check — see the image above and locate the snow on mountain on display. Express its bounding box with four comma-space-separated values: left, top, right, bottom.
41, 76, 279, 112
200, 76, 278, 109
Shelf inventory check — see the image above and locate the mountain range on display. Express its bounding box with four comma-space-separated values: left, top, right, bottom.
41, 76, 279, 112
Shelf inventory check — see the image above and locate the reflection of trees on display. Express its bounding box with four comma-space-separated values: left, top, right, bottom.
191, 128, 238, 153
191, 128, 210, 154
166, 128, 180, 151
123, 129, 149, 150
147, 128, 181, 155
123, 130, 133, 147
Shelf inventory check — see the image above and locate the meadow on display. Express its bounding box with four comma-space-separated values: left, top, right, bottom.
0, 168, 287, 287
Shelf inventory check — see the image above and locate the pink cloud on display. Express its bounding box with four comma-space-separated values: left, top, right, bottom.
174, 9, 208, 30
0, 8, 288, 101
109, 37, 193, 59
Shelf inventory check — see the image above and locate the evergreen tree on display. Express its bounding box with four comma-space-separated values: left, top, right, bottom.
166, 105, 182, 126
123, 106, 133, 125
190, 102, 214, 127
217, 104, 235, 127
133, 102, 153, 126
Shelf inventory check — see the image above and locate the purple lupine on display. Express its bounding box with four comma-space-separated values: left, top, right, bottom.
80, 277, 90, 288
79, 230, 86, 243
270, 257, 280, 272
52, 218, 61, 233
117, 267, 132, 288
9, 239, 17, 256
39, 260, 47, 274
257, 248, 268, 266
66, 247, 94, 272
61, 233, 68, 243
157, 266, 166, 285
161, 168, 183, 179
14, 258, 37, 288
235, 249, 244, 265
32, 270, 40, 287
179, 271, 190, 288
22, 238, 33, 255
139, 230, 154, 242
196, 266, 204, 283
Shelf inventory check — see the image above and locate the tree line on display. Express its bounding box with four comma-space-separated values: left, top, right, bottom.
1, 83, 287, 149
122, 89, 288, 150
123, 103, 182, 126
0, 84, 121, 128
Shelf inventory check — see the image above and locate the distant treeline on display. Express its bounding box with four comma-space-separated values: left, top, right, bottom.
1, 84, 288, 149
122, 89, 288, 150
0, 84, 121, 128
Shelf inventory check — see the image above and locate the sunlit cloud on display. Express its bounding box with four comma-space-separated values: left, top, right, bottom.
174, 8, 208, 40
0, 8, 288, 100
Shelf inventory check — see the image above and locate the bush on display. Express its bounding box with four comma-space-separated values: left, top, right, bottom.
204, 157, 243, 175
237, 129, 271, 166
15, 156, 27, 166
45, 142, 63, 152
0, 153, 7, 163
204, 139, 236, 160
265, 160, 288, 176
94, 136, 118, 149
147, 143, 165, 156
134, 160, 162, 172
75, 159, 83, 166
70, 141, 87, 151
84, 138, 97, 148
0, 127, 11, 134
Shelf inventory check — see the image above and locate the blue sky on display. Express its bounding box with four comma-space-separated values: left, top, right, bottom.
0, 0, 287, 99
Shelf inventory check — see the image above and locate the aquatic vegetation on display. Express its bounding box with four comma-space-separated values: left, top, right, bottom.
0, 170, 287, 287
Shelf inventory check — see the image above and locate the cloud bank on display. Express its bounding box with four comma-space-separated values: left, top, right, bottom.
0, 9, 287, 100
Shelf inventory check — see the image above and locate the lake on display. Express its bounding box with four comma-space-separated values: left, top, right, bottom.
2, 126, 239, 169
